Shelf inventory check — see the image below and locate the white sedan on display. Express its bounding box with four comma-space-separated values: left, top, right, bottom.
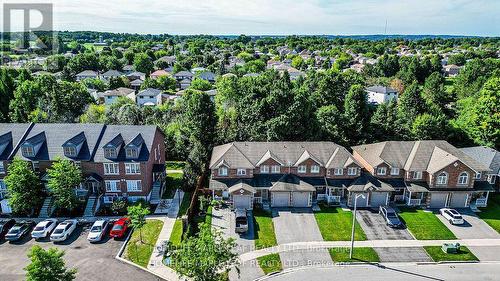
31, 219, 58, 240
440, 208, 464, 225
50, 219, 78, 242
87, 219, 109, 243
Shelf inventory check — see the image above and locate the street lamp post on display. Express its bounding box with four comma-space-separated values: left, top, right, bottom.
350, 193, 366, 259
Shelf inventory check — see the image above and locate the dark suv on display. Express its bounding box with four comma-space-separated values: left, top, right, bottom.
379, 206, 404, 228
0, 219, 16, 239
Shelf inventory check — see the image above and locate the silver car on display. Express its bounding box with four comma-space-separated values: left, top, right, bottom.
50, 219, 78, 242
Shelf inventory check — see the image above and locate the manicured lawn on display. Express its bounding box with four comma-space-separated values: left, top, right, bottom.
169, 219, 183, 247
166, 161, 186, 170
254, 209, 278, 249
124, 219, 164, 267
424, 246, 478, 262
329, 247, 380, 262
314, 206, 366, 241
257, 254, 282, 274
478, 194, 500, 233
399, 208, 456, 240
163, 172, 184, 199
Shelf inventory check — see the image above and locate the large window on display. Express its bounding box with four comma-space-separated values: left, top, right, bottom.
104, 148, 117, 158
298, 165, 306, 173
334, 168, 343, 176
311, 165, 320, 174
437, 172, 448, 185
348, 167, 357, 176
458, 172, 469, 185
237, 169, 246, 176
105, 180, 120, 192
125, 163, 141, 174
390, 168, 400, 176
377, 166, 386, 175
260, 165, 269, 174
126, 180, 142, 192
22, 146, 34, 157
104, 163, 119, 175
0, 162, 4, 174
271, 165, 280, 174
218, 166, 228, 176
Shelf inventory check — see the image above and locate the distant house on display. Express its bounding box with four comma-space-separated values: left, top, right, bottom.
76, 70, 99, 81
174, 70, 194, 81
101, 70, 124, 81
197, 71, 216, 83
156, 56, 176, 65
443, 64, 461, 77
460, 146, 500, 191
122, 65, 134, 74
150, 70, 170, 80
366, 86, 398, 105
179, 78, 192, 90
136, 88, 163, 106
103, 87, 136, 105
130, 79, 144, 91
127, 71, 146, 81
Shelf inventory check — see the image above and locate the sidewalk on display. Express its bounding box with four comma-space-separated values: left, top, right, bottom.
239, 238, 500, 262
147, 189, 185, 281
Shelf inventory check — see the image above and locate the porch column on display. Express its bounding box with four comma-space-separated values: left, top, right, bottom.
408, 191, 412, 206
212, 189, 215, 198
485, 191, 490, 204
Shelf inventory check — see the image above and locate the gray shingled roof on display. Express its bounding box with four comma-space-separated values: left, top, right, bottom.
460, 146, 500, 174
347, 173, 396, 192
0, 123, 32, 160
102, 70, 123, 77
137, 88, 162, 97
366, 85, 398, 94
210, 142, 359, 169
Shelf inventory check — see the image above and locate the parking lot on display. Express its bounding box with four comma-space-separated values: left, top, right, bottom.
0, 223, 161, 281
436, 209, 500, 239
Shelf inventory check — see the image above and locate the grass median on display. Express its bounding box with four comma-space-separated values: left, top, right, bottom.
257, 253, 282, 274
424, 246, 478, 262
399, 208, 456, 240
124, 219, 164, 267
329, 247, 380, 262
253, 209, 278, 249
314, 206, 367, 241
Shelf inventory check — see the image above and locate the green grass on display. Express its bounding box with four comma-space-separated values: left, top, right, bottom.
257, 254, 282, 274
399, 208, 456, 240
124, 219, 164, 267
314, 206, 367, 241
178, 192, 192, 217
169, 219, 184, 247
166, 161, 186, 170
478, 194, 500, 233
254, 209, 278, 249
163, 172, 184, 199
329, 247, 380, 262
424, 246, 478, 262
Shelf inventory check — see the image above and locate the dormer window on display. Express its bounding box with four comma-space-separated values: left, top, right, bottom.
311, 165, 320, 174
64, 146, 77, 157
22, 146, 35, 157
126, 148, 138, 159
377, 167, 386, 175
413, 171, 422, 180
218, 166, 228, 176
348, 167, 357, 176
271, 165, 280, 174
437, 172, 448, 185
298, 165, 306, 173
458, 172, 469, 185
237, 169, 246, 176
104, 148, 117, 159
390, 168, 400, 176
260, 165, 269, 174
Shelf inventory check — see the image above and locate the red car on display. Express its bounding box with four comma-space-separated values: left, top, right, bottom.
109, 218, 131, 238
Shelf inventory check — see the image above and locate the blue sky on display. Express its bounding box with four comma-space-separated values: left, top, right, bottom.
2, 0, 499, 36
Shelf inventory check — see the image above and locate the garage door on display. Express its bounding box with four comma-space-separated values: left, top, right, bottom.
370, 192, 388, 207
292, 192, 311, 207
352, 193, 369, 207
233, 195, 252, 210
430, 193, 448, 208
449, 193, 469, 208
272, 192, 290, 207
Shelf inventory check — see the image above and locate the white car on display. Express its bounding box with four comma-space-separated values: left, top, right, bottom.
87, 219, 109, 243
440, 208, 464, 225
50, 219, 78, 242
31, 219, 58, 240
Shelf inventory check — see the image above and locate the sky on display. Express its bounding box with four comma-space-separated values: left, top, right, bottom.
1, 0, 499, 36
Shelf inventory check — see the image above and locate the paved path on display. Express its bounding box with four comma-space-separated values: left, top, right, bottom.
239, 238, 500, 262
147, 190, 184, 281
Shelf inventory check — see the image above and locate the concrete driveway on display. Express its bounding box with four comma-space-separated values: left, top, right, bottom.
272, 208, 332, 268
0, 224, 160, 281
436, 209, 500, 239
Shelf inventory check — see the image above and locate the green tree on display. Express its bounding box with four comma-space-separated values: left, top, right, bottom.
447, 53, 466, 66
422, 72, 449, 111
80, 104, 106, 123
397, 81, 427, 133
0, 68, 15, 122
127, 203, 150, 243
370, 100, 400, 141
190, 78, 212, 91
4, 159, 43, 215
133, 53, 154, 75
172, 223, 238, 281
25, 245, 77, 281
47, 159, 82, 211
316, 105, 348, 146
343, 84, 369, 144
9, 80, 43, 122
411, 113, 449, 140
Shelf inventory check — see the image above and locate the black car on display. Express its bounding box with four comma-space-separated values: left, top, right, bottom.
0, 219, 16, 239
379, 206, 404, 228
5, 221, 34, 241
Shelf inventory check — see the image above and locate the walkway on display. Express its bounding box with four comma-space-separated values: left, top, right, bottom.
147, 189, 184, 281
239, 238, 500, 262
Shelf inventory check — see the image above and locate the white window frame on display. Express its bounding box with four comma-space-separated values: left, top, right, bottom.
126, 148, 138, 159
237, 169, 246, 176
298, 165, 307, 173
104, 163, 119, 175
260, 165, 269, 174
105, 180, 120, 192
390, 168, 400, 176
334, 168, 343, 176
347, 167, 357, 176
475, 172, 482, 179
311, 165, 320, 174
458, 172, 469, 185
63, 146, 77, 157
218, 166, 228, 176
271, 165, 280, 174
377, 166, 387, 175
0, 162, 4, 174
22, 146, 34, 157
104, 148, 117, 158
126, 180, 142, 192
437, 172, 448, 185
488, 175, 496, 184
413, 171, 422, 180
125, 163, 141, 174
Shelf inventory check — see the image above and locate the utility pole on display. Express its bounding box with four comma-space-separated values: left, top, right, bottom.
350, 193, 366, 259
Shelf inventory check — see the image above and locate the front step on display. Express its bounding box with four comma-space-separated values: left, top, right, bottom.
84, 196, 98, 217
39, 197, 54, 218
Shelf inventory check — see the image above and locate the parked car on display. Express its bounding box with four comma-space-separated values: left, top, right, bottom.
31, 219, 58, 240
50, 219, 78, 242
109, 218, 130, 239
5, 221, 34, 241
440, 208, 464, 225
379, 205, 404, 228
87, 219, 109, 243
235, 209, 249, 233
0, 219, 16, 239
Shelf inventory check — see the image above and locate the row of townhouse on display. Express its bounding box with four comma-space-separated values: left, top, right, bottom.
0, 123, 166, 214
209, 141, 498, 210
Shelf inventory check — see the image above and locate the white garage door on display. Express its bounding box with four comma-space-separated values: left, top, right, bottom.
449, 193, 468, 208
292, 192, 311, 207
233, 195, 252, 210
430, 193, 448, 208
370, 192, 388, 207
272, 192, 290, 207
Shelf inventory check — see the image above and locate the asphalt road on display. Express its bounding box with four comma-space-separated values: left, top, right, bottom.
261, 262, 500, 281
0, 224, 162, 281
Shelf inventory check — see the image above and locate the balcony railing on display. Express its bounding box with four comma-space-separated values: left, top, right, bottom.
475, 198, 487, 207
327, 195, 341, 204
394, 195, 405, 202
317, 194, 327, 201
254, 197, 262, 204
